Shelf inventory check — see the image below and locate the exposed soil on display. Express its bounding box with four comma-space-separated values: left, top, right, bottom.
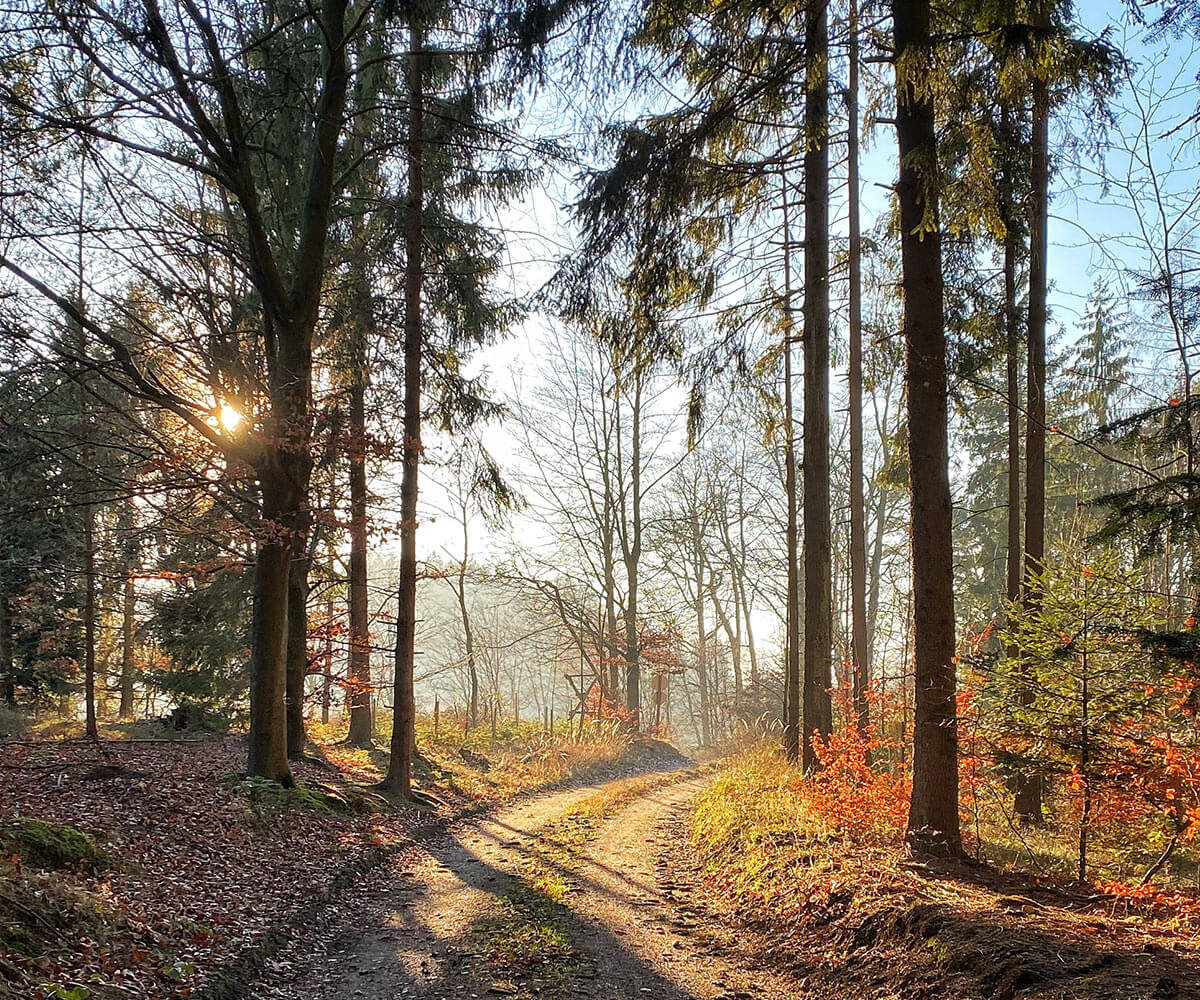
249, 763, 812, 1000
249, 758, 1200, 1000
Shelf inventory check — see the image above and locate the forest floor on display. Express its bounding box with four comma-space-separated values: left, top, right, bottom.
3, 732, 1199, 999
250, 755, 1200, 1000
0, 724, 678, 1000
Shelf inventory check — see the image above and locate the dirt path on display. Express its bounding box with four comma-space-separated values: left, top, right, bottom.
247, 766, 804, 1000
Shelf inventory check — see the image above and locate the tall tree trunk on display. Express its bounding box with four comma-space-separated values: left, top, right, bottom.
245, 0, 345, 784
347, 336, 374, 747
74, 305, 98, 740
285, 546, 309, 758
847, 0, 869, 736
1006, 232, 1022, 607
621, 371, 643, 722
249, 470, 295, 785
894, 0, 960, 850
802, 0, 833, 771
781, 177, 801, 763
250, 318, 316, 784
1016, 11, 1050, 825
0, 537, 11, 707
458, 515, 479, 728
708, 567, 743, 708
73, 183, 98, 741
119, 564, 136, 720
694, 529, 711, 746
322, 565, 333, 725
81, 497, 97, 739
603, 527, 621, 702
383, 15, 423, 798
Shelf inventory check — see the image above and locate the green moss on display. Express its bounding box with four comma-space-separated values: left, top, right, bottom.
2, 818, 101, 872
235, 776, 348, 815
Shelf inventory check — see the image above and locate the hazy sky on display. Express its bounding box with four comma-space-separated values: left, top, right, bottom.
399, 4, 1200, 570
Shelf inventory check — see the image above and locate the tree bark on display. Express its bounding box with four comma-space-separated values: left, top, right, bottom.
802, 0, 833, 771
1006, 244, 1023, 608
285, 545, 309, 758
694, 517, 712, 746
1003, 106, 1023, 612
1016, 8, 1050, 825
781, 176, 801, 764
383, 15, 423, 799
619, 369, 643, 722
347, 337, 374, 746
894, 0, 960, 850
119, 564, 136, 720
75, 304, 98, 740
0, 540, 11, 707
245, 0, 347, 784
457, 514, 479, 729
249, 477, 294, 785
322, 567, 333, 725
847, 0, 869, 736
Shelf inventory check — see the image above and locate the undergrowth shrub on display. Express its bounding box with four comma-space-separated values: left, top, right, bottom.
692, 722, 911, 926
807, 722, 910, 844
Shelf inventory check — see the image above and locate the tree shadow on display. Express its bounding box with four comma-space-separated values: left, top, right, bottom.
304, 800, 708, 1000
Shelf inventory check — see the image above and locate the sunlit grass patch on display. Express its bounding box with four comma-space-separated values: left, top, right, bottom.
465, 882, 577, 1000
311, 713, 636, 805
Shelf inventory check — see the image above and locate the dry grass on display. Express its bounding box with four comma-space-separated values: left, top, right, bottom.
310, 714, 635, 806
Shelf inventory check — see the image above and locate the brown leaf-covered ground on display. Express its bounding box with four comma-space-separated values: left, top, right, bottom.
0, 732, 671, 1000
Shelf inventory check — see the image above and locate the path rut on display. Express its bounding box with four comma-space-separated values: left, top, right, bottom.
249, 766, 803, 1000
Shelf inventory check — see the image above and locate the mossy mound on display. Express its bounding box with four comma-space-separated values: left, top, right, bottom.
235, 775, 348, 815
1, 818, 102, 873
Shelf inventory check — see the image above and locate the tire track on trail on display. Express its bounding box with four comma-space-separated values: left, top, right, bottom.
248, 762, 804, 1000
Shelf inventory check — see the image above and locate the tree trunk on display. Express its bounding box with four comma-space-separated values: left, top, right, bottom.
383, 15, 423, 799
249, 483, 294, 785
847, 0, 869, 736
1003, 106, 1023, 612
347, 341, 374, 747
0, 543, 11, 707
603, 570, 621, 703
458, 517, 479, 729
1006, 249, 1022, 608
708, 566, 742, 709
244, 0, 344, 783
81, 478, 97, 739
75, 330, 98, 739
802, 0, 833, 771
622, 372, 643, 722
894, 0, 960, 850
322, 572, 333, 725
119, 565, 136, 720
1016, 11, 1050, 825
285, 545, 309, 758
694, 520, 712, 746
781, 177, 801, 764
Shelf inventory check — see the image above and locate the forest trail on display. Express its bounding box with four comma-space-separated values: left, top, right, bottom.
248, 764, 801, 1000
